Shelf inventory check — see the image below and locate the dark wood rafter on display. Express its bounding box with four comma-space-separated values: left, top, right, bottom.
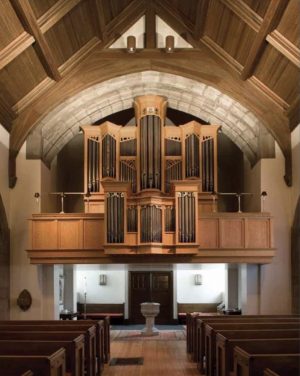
266, 30, 300, 68
103, 0, 147, 48
241, 0, 287, 80
145, 2, 156, 49
0, 94, 16, 132
91, 0, 108, 43
10, 0, 61, 81
194, 0, 209, 40
153, 0, 200, 48
37, 0, 83, 34
88, 0, 104, 40
286, 95, 300, 131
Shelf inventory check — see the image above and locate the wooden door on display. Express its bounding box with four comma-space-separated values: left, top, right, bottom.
129, 271, 173, 324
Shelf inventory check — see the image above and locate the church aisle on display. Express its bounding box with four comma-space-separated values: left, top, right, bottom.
102, 330, 200, 375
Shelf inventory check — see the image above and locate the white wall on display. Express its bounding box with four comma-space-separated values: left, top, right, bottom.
9, 143, 59, 319
0, 124, 10, 220
76, 265, 126, 304
176, 264, 225, 303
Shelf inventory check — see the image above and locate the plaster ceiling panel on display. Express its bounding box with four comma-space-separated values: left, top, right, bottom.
0, 46, 47, 105
167, 0, 199, 24
44, 1, 94, 66
254, 44, 300, 105
276, 0, 300, 48
205, 0, 257, 66
102, 0, 133, 24
241, 0, 269, 18
29, 0, 59, 19
0, 1, 25, 50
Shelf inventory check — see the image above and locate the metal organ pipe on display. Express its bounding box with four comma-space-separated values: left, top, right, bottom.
202, 137, 214, 192
106, 193, 124, 243
185, 134, 200, 178
102, 135, 116, 178
140, 115, 161, 190
178, 192, 195, 243
87, 138, 100, 192
140, 205, 162, 243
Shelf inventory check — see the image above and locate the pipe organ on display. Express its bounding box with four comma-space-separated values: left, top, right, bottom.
82, 95, 219, 254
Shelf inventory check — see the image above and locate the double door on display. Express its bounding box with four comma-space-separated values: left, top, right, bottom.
129, 271, 173, 324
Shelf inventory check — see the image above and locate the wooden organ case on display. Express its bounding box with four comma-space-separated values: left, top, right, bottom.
82, 95, 219, 255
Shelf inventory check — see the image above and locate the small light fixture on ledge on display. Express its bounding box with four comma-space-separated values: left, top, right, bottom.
165, 35, 174, 53
261, 191, 267, 212
99, 274, 107, 286
194, 274, 202, 285
127, 36, 136, 53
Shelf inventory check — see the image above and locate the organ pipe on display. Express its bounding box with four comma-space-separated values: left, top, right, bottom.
120, 160, 137, 193
106, 193, 124, 243
202, 137, 214, 192
141, 205, 162, 242
185, 134, 200, 178
165, 160, 182, 193
87, 137, 100, 192
178, 192, 195, 243
102, 134, 116, 178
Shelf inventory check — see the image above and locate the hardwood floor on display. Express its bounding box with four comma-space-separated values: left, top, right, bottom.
102, 330, 200, 375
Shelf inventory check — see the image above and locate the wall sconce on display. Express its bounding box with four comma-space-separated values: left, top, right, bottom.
99, 274, 107, 286
127, 36, 136, 53
194, 274, 202, 285
165, 35, 174, 53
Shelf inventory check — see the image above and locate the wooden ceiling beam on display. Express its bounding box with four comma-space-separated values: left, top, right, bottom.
241, 0, 287, 80
103, 0, 146, 48
267, 30, 300, 68
0, 94, 16, 132
0, 31, 34, 70
88, 0, 105, 40
145, 2, 156, 49
286, 95, 300, 131
38, 0, 82, 34
153, 0, 200, 48
219, 0, 262, 32
10, 0, 61, 81
194, 0, 209, 40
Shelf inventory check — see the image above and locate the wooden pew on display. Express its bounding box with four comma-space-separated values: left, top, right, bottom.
233, 345, 300, 376
0, 338, 84, 376
264, 364, 300, 376
5, 369, 33, 376
0, 327, 96, 376
216, 335, 300, 376
204, 321, 300, 376
0, 348, 66, 376
195, 316, 300, 371
0, 319, 107, 370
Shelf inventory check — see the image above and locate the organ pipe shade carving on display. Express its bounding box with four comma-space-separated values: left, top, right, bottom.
120, 160, 137, 193
165, 206, 175, 232
140, 115, 161, 190
165, 160, 182, 193
102, 134, 116, 178
127, 206, 137, 232
185, 134, 200, 178
178, 192, 196, 243
141, 205, 162, 242
106, 193, 124, 243
202, 136, 214, 192
87, 137, 100, 192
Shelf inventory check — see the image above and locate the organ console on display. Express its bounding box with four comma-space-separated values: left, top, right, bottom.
81, 95, 219, 254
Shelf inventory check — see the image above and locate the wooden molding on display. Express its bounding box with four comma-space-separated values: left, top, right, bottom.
201, 36, 243, 73
153, 0, 200, 48
0, 31, 34, 70
267, 30, 300, 68
58, 37, 101, 75
103, 0, 146, 48
12, 77, 55, 114
194, 0, 209, 40
10, 0, 61, 81
145, 3, 156, 49
248, 76, 289, 110
37, 0, 82, 34
219, 0, 262, 32
241, 0, 287, 80
286, 95, 300, 131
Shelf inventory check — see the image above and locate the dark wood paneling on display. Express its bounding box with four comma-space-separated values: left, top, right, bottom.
277, 0, 300, 48
44, 1, 95, 66
29, 0, 59, 19
102, 0, 133, 25
205, 0, 257, 66
254, 45, 300, 105
0, 46, 47, 105
168, 0, 199, 24
242, 0, 269, 18
0, 1, 24, 49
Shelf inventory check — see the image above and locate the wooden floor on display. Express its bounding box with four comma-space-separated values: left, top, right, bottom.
102, 330, 200, 375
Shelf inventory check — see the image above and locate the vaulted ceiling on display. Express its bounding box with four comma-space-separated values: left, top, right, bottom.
0, 0, 299, 187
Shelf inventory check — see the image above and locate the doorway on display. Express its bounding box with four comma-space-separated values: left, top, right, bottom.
129, 271, 173, 324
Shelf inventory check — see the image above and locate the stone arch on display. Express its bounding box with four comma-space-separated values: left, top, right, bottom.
291, 195, 300, 313
0, 194, 10, 319
27, 71, 269, 166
